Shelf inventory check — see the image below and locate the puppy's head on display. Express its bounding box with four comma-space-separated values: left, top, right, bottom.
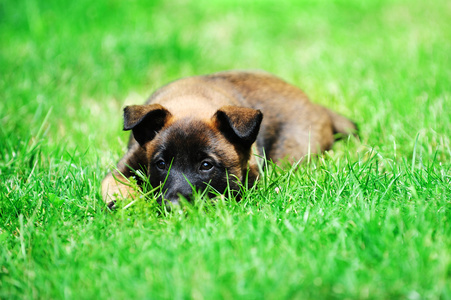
123, 104, 262, 204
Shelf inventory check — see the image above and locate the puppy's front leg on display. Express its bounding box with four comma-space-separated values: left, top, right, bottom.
101, 143, 147, 208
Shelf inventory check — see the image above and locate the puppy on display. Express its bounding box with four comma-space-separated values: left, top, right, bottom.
102, 70, 357, 207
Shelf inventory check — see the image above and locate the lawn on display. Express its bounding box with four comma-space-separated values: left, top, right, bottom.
1, 0, 450, 299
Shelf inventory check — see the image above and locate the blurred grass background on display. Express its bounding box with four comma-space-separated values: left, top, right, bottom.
1, 0, 451, 298
2, 0, 450, 155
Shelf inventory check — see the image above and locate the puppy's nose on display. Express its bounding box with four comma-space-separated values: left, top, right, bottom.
164, 190, 192, 204
160, 192, 191, 212
162, 176, 194, 205
161, 173, 193, 204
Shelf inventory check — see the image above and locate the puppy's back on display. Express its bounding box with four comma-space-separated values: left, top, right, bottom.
203, 71, 356, 160
146, 71, 357, 161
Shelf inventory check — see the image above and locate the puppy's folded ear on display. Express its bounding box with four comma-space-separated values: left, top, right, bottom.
123, 104, 171, 146
213, 106, 263, 148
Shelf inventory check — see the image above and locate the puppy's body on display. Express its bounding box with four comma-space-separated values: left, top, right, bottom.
102, 71, 357, 206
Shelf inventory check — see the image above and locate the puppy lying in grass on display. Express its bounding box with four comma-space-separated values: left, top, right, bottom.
102, 70, 357, 208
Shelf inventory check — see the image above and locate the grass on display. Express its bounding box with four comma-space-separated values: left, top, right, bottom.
1, 0, 451, 298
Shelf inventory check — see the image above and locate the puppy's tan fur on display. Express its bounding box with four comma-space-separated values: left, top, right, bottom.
102, 71, 357, 206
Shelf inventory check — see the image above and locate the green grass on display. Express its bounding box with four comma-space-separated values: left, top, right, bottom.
1, 0, 451, 298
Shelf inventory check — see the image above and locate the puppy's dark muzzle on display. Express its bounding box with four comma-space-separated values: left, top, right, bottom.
157, 177, 195, 206
157, 193, 191, 205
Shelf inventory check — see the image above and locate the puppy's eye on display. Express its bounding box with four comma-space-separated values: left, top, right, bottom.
156, 160, 166, 170
199, 160, 213, 171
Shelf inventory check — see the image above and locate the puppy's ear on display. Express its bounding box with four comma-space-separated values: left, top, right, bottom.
123, 104, 171, 146
213, 106, 263, 148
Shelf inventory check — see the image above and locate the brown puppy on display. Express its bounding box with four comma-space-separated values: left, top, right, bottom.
102, 70, 357, 207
